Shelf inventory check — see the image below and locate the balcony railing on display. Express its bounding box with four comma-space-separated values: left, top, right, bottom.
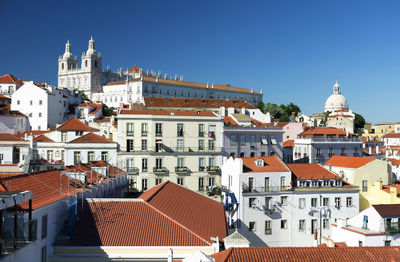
30, 159, 64, 165
127, 131, 134, 136
385, 222, 400, 233
141, 131, 148, 136
206, 166, 220, 174
126, 167, 139, 175
153, 167, 168, 175
242, 185, 288, 193
175, 166, 189, 174
123, 147, 222, 153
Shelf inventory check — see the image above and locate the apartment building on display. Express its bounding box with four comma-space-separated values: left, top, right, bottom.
221, 156, 359, 247
293, 127, 363, 164
116, 109, 224, 194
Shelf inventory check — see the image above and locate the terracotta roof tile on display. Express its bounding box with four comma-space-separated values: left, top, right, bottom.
144, 97, 256, 109
69, 132, 115, 143
78, 102, 103, 114
287, 163, 342, 180
283, 139, 294, 148
16, 130, 50, 138
325, 156, 375, 168
33, 134, 54, 142
384, 132, 400, 138
56, 118, 99, 131
211, 246, 400, 262
382, 184, 400, 196
373, 204, 400, 217
387, 158, 400, 166
0, 133, 26, 141
0, 170, 81, 210
240, 156, 290, 173
300, 127, 351, 136
224, 116, 239, 126
120, 109, 216, 117
139, 181, 227, 243
0, 74, 24, 86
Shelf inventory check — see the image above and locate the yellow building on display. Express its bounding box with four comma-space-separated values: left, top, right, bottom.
361, 181, 400, 210
363, 122, 400, 138
324, 156, 393, 210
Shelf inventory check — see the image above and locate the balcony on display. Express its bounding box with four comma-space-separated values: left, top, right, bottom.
156, 132, 162, 137
30, 159, 64, 166
122, 146, 223, 153
126, 131, 134, 136
175, 166, 189, 175
242, 185, 288, 193
126, 167, 139, 175
315, 154, 322, 159
153, 167, 168, 175
385, 222, 400, 233
199, 132, 204, 137
206, 166, 220, 175
141, 131, 148, 136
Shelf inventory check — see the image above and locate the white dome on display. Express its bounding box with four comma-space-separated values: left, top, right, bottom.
324, 81, 349, 112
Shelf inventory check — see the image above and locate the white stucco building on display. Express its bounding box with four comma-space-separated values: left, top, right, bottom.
327, 109, 355, 133
331, 204, 400, 247
324, 81, 349, 112
0, 74, 24, 96
221, 156, 359, 247
11, 82, 81, 130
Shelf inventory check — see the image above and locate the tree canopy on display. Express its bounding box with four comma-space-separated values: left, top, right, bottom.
264, 102, 301, 121
354, 113, 366, 133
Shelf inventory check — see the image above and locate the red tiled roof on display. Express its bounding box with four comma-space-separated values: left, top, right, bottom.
70, 200, 211, 246
33, 134, 54, 142
0, 170, 82, 210
287, 163, 342, 180
300, 127, 350, 136
249, 117, 268, 127
144, 97, 256, 109
325, 156, 375, 169
240, 156, 290, 173
69, 132, 115, 143
78, 102, 103, 115
16, 130, 50, 138
56, 118, 99, 131
139, 181, 227, 244
0, 74, 24, 85
0, 133, 26, 141
120, 109, 216, 117
129, 65, 140, 72
224, 116, 239, 126
211, 247, 400, 262
384, 132, 400, 138
64, 164, 104, 184
373, 204, 400, 217
283, 139, 294, 148
381, 184, 400, 197
387, 158, 400, 166
87, 160, 127, 177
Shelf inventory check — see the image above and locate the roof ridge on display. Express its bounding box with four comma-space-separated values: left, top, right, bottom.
143, 181, 169, 202
142, 200, 212, 245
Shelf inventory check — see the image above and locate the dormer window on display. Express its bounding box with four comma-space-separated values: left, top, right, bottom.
323, 180, 329, 187
311, 180, 319, 187
256, 159, 264, 166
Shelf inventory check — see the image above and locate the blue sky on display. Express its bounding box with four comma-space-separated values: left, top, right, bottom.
1, 0, 400, 123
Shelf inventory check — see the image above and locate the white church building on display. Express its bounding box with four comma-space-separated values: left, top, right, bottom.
57, 38, 263, 107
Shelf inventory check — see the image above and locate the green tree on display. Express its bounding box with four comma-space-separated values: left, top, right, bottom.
354, 113, 366, 133
102, 104, 115, 117
256, 101, 265, 113
264, 103, 285, 118
76, 90, 90, 102
279, 114, 290, 122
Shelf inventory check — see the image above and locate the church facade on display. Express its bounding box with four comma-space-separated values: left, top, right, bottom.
58, 38, 263, 107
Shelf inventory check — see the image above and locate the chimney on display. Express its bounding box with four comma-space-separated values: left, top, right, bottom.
369, 147, 372, 155
376, 145, 379, 154
313, 230, 318, 247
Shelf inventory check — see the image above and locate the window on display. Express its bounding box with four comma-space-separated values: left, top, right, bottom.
249, 198, 256, 207
249, 221, 256, 231
281, 196, 288, 206
335, 197, 341, 208
155, 178, 162, 185
142, 178, 148, 191
328, 148, 334, 157
270, 135, 277, 145
311, 198, 317, 207
29, 113, 32, 117
261, 152, 266, 156
240, 135, 246, 145
126, 123, 134, 136
124, 139, 133, 152
141, 123, 148, 136
323, 197, 329, 207
299, 198, 305, 209
177, 139, 184, 152
39, 112, 42, 117
281, 219, 287, 229
208, 139, 215, 151
199, 158, 205, 171
142, 159, 148, 172
362, 180, 368, 192
61, 150, 65, 162
87, 151, 94, 162
198, 124, 204, 137
177, 177, 184, 186
250, 152, 255, 157
39, 100, 43, 105
230, 135, 237, 145
265, 197, 272, 210
240, 152, 245, 157
141, 139, 147, 151
61, 132, 67, 142
264, 177, 270, 190
316, 148, 321, 157
198, 140, 204, 151
230, 152, 235, 157
323, 218, 330, 229
265, 220, 272, 234
155, 158, 163, 169
156, 123, 162, 136
341, 147, 346, 156
346, 197, 352, 207
74, 151, 80, 165
358, 241, 363, 247
30, 100, 33, 105
209, 177, 215, 187
385, 240, 391, 246
208, 125, 216, 139
199, 177, 204, 191
311, 219, 317, 234
41, 215, 48, 239
17, 100, 20, 105
177, 158, 184, 168
101, 151, 108, 162
299, 219, 305, 231
280, 176, 286, 188
250, 135, 256, 148
75, 131, 83, 136
41, 245, 47, 262
177, 123, 184, 137
261, 135, 268, 145
208, 157, 215, 167
155, 139, 162, 152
